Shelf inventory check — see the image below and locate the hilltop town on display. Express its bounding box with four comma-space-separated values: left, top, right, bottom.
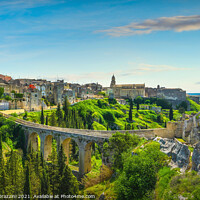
0, 73, 198, 112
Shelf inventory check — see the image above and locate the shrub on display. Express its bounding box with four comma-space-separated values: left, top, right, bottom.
102, 111, 115, 122
109, 132, 140, 170
115, 153, 157, 200
91, 121, 106, 130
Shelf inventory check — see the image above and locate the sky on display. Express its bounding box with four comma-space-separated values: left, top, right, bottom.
0, 0, 200, 92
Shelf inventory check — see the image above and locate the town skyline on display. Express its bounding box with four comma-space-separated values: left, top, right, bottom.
0, 0, 200, 92
2, 73, 198, 94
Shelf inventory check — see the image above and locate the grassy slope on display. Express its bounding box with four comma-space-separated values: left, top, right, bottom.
71, 99, 169, 130
187, 98, 200, 112
16, 98, 199, 131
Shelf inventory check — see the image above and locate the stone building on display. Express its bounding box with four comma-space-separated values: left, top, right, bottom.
145, 85, 187, 109
62, 89, 76, 103
24, 85, 42, 111
0, 79, 10, 94
109, 75, 145, 99
53, 80, 64, 105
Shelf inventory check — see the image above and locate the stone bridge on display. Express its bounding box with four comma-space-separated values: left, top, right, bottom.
2, 112, 200, 176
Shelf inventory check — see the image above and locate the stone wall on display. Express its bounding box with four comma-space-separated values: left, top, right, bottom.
157, 88, 186, 101
182, 112, 200, 144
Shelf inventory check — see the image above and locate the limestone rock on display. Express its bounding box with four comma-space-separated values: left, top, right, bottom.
192, 142, 200, 173
159, 138, 175, 157
157, 138, 190, 170
171, 141, 190, 169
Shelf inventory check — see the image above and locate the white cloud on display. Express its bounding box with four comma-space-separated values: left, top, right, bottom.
95, 15, 200, 36
39, 63, 188, 83
119, 63, 188, 76
0, 0, 64, 10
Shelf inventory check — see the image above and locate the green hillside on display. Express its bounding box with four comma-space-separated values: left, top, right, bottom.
16, 98, 199, 131
17, 98, 172, 130
71, 98, 168, 130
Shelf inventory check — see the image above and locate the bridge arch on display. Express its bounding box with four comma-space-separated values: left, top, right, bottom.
62, 138, 71, 164
81, 141, 103, 175
28, 132, 41, 152
62, 138, 80, 172
44, 135, 53, 161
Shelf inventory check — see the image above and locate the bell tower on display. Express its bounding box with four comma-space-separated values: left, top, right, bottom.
110, 74, 116, 87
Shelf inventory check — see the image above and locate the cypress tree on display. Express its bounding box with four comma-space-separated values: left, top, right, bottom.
49, 112, 57, 127
40, 152, 50, 195
56, 103, 63, 127
59, 165, 79, 195
129, 99, 133, 122
169, 107, 173, 121
58, 145, 79, 195
7, 150, 24, 195
41, 167, 50, 195
63, 97, 70, 120
0, 133, 3, 167
40, 106, 44, 125
46, 115, 48, 125
0, 133, 7, 195
137, 103, 139, 111
0, 169, 8, 195
107, 124, 109, 130
24, 165, 32, 198
48, 139, 59, 196
58, 145, 67, 176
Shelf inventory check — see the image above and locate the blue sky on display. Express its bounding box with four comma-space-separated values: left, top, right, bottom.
0, 0, 200, 92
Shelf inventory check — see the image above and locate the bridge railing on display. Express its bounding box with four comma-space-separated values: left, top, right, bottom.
0, 112, 114, 138
0, 112, 162, 139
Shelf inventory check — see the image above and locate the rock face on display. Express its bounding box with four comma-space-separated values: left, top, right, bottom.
156, 138, 190, 170
192, 142, 200, 173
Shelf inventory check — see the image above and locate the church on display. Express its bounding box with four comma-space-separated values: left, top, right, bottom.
109, 75, 145, 99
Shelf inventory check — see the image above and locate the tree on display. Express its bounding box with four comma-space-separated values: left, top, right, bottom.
179, 107, 185, 114
169, 107, 173, 121
59, 165, 79, 195
135, 96, 143, 111
157, 114, 163, 123
58, 145, 67, 176
156, 99, 171, 109
48, 139, 59, 196
41, 167, 50, 195
0, 133, 3, 167
23, 111, 28, 120
56, 103, 63, 126
24, 165, 32, 198
145, 99, 150, 104
63, 97, 70, 120
6, 150, 24, 195
40, 152, 50, 195
129, 99, 133, 122
40, 106, 44, 125
0, 133, 7, 195
46, 115, 48, 125
177, 101, 188, 111
115, 153, 157, 200
58, 145, 79, 195
0, 87, 4, 98
109, 132, 140, 170
49, 112, 57, 126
